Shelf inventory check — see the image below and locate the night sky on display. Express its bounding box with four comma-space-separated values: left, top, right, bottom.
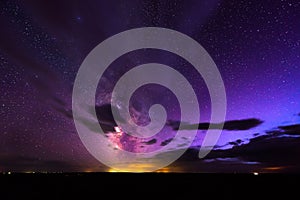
1, 0, 300, 172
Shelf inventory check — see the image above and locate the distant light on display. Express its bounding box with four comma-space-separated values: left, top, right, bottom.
7, 172, 11, 175
253, 172, 259, 175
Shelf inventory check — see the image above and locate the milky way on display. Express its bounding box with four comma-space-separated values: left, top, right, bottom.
1, 0, 300, 172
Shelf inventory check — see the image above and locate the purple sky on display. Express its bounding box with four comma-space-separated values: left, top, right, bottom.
0, 0, 300, 172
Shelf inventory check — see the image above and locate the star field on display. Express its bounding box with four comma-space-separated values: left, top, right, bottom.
0, 0, 300, 172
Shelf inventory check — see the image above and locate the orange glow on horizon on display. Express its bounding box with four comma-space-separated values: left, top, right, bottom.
263, 166, 285, 171
107, 164, 172, 173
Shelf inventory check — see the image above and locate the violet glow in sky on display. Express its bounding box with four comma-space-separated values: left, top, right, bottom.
0, 0, 300, 172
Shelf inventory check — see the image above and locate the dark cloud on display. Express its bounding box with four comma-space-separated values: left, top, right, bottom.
278, 124, 300, 135
222, 119, 263, 130
142, 139, 157, 145
177, 143, 188, 148
168, 118, 263, 131
158, 122, 300, 172
95, 104, 118, 133
210, 136, 300, 168
228, 139, 243, 146
164, 138, 300, 172
204, 123, 300, 167
95, 104, 116, 125
160, 138, 173, 146
76, 104, 126, 134
95, 104, 129, 133
78, 106, 261, 137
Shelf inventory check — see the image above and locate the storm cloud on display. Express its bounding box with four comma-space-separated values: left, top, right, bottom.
168, 118, 263, 131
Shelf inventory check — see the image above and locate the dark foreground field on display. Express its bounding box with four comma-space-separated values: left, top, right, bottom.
0, 172, 298, 198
